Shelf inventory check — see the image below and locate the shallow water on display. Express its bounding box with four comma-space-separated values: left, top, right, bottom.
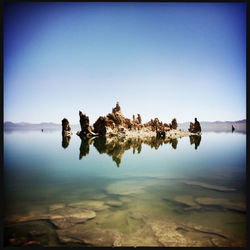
4, 129, 246, 246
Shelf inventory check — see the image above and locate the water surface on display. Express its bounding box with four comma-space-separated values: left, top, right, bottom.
4, 129, 246, 247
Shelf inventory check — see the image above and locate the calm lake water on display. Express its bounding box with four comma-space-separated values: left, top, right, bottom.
3, 129, 246, 247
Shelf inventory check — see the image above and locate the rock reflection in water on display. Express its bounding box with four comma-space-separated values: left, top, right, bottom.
73, 134, 202, 165
189, 135, 201, 150
62, 136, 71, 149
88, 136, 179, 167
93, 136, 137, 167
79, 137, 95, 159
170, 138, 178, 149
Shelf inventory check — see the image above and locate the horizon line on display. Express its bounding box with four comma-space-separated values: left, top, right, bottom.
4, 119, 246, 125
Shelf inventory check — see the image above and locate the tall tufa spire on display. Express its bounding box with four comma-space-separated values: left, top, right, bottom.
112, 101, 122, 115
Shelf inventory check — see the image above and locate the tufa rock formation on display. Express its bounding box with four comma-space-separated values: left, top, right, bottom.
171, 118, 178, 130
112, 101, 122, 115
77, 111, 97, 138
75, 102, 200, 138
93, 103, 147, 136
62, 118, 71, 136
137, 114, 142, 124
156, 131, 166, 139
93, 102, 134, 136
92, 103, 184, 137
189, 118, 201, 133
144, 118, 170, 133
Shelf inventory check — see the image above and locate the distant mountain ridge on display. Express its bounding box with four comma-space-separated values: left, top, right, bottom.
4, 121, 61, 127
4, 121, 60, 126
4, 121, 80, 130
4, 119, 246, 132
201, 119, 245, 124
178, 119, 246, 132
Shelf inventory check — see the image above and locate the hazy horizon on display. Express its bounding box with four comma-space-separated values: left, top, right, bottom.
4, 2, 246, 124
4, 118, 246, 125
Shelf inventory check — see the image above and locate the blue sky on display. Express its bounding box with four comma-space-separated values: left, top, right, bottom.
4, 2, 246, 124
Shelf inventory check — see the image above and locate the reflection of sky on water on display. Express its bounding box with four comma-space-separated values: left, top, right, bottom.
4, 130, 245, 185
3, 129, 246, 246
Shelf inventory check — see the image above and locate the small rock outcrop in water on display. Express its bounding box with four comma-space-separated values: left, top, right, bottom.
77, 111, 97, 138
232, 125, 235, 132
61, 118, 71, 136
188, 118, 201, 133
171, 118, 178, 130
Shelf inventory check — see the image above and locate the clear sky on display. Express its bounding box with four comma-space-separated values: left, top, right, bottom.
4, 2, 246, 125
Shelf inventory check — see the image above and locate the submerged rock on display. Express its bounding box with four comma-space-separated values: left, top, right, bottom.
68, 200, 110, 212
164, 195, 201, 210
56, 227, 122, 246
120, 223, 159, 246
105, 180, 145, 195
8, 237, 28, 246
145, 217, 244, 247
28, 230, 46, 237
177, 222, 245, 247
49, 207, 96, 229
49, 204, 66, 212
195, 197, 246, 212
4, 211, 49, 224
105, 200, 123, 207
128, 211, 145, 220
210, 237, 245, 247
6, 204, 244, 247
183, 181, 236, 192
146, 219, 200, 246
23, 240, 41, 246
